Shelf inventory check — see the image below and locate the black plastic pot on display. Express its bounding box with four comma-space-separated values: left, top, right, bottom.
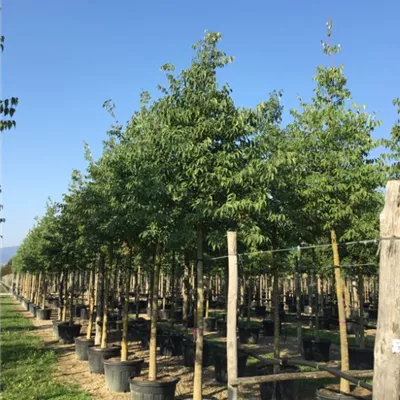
88, 345, 121, 374
80, 308, 89, 320
36, 308, 52, 320
159, 309, 171, 320
182, 340, 210, 368
160, 334, 183, 356
58, 323, 82, 344
23, 299, 31, 311
28, 302, 38, 317
204, 317, 216, 332
52, 320, 64, 339
239, 326, 260, 344
186, 314, 194, 328
214, 351, 248, 383
262, 320, 281, 336
349, 346, 374, 370
367, 309, 377, 320
173, 310, 183, 322
302, 337, 331, 362
75, 336, 95, 361
255, 305, 267, 317
316, 387, 372, 399
259, 365, 299, 400
130, 377, 180, 400
74, 304, 86, 318
104, 358, 144, 392
216, 319, 227, 337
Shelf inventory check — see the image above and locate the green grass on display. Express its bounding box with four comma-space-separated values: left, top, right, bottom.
0, 293, 90, 400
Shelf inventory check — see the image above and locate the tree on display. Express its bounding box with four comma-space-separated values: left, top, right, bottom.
287, 20, 383, 393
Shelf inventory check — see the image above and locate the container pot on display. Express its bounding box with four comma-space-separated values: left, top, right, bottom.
160, 334, 183, 357
302, 337, 331, 362
88, 345, 121, 374
216, 319, 227, 337
130, 377, 180, 400
204, 317, 216, 332
346, 321, 357, 334
182, 340, 210, 368
367, 309, 377, 320
104, 358, 144, 392
74, 304, 86, 318
52, 320, 64, 339
255, 305, 267, 317
214, 350, 248, 383
36, 308, 52, 320
159, 309, 171, 320
259, 365, 299, 400
349, 346, 374, 370
28, 302, 37, 316
75, 336, 95, 361
239, 326, 260, 344
173, 310, 183, 322
262, 320, 281, 336
58, 323, 82, 344
80, 308, 89, 320
186, 314, 194, 328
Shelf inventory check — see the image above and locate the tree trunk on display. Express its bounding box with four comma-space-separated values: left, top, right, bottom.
358, 270, 365, 349
101, 266, 110, 349
69, 271, 75, 325
273, 267, 280, 368
193, 229, 204, 400
62, 270, 68, 322
148, 246, 162, 381
183, 252, 189, 323
86, 268, 96, 340
170, 251, 176, 319
344, 278, 351, 319
95, 255, 105, 346
295, 255, 303, 355
331, 230, 350, 393
121, 251, 132, 362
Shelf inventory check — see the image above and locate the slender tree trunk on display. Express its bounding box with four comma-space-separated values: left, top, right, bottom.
193, 228, 204, 400
183, 252, 189, 324
331, 230, 350, 393
170, 251, 176, 319
95, 255, 105, 346
101, 266, 110, 349
344, 278, 351, 319
148, 246, 162, 381
36, 273, 42, 305
358, 270, 365, 349
295, 256, 302, 355
87, 268, 96, 340
273, 266, 280, 370
41, 274, 47, 309
135, 265, 140, 319
62, 270, 68, 322
121, 251, 132, 361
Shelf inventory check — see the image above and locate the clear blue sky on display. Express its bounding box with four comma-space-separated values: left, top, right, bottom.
1, 0, 399, 247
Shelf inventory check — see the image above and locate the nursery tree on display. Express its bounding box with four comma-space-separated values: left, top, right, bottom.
288, 20, 383, 393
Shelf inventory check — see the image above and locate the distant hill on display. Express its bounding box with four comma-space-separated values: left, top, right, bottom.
1, 246, 19, 265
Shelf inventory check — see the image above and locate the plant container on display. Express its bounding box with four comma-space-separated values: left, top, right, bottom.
36, 308, 52, 320
182, 340, 210, 368
262, 320, 281, 336
173, 310, 183, 322
104, 358, 144, 392
58, 323, 82, 344
259, 365, 299, 400
75, 336, 95, 361
204, 317, 216, 332
28, 302, 37, 316
348, 346, 374, 370
255, 305, 267, 317
367, 309, 377, 320
216, 319, 227, 337
239, 326, 260, 344
160, 334, 183, 357
88, 345, 121, 374
129, 377, 180, 400
302, 337, 331, 362
52, 320, 65, 339
214, 350, 248, 383
159, 309, 171, 320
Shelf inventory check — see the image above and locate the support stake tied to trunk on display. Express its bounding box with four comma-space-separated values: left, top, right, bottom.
372, 180, 400, 399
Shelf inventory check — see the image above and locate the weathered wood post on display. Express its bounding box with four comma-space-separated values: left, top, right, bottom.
372, 180, 400, 399
227, 231, 238, 400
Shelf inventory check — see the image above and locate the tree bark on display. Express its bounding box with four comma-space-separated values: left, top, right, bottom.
148, 246, 161, 381
295, 255, 303, 355
331, 230, 350, 393
95, 255, 105, 346
121, 250, 132, 361
86, 267, 95, 340
193, 228, 204, 400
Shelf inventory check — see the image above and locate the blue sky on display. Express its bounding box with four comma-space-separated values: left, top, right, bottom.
1, 0, 399, 247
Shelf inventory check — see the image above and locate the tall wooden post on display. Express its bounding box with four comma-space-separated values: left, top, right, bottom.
227, 231, 238, 400
373, 180, 400, 399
